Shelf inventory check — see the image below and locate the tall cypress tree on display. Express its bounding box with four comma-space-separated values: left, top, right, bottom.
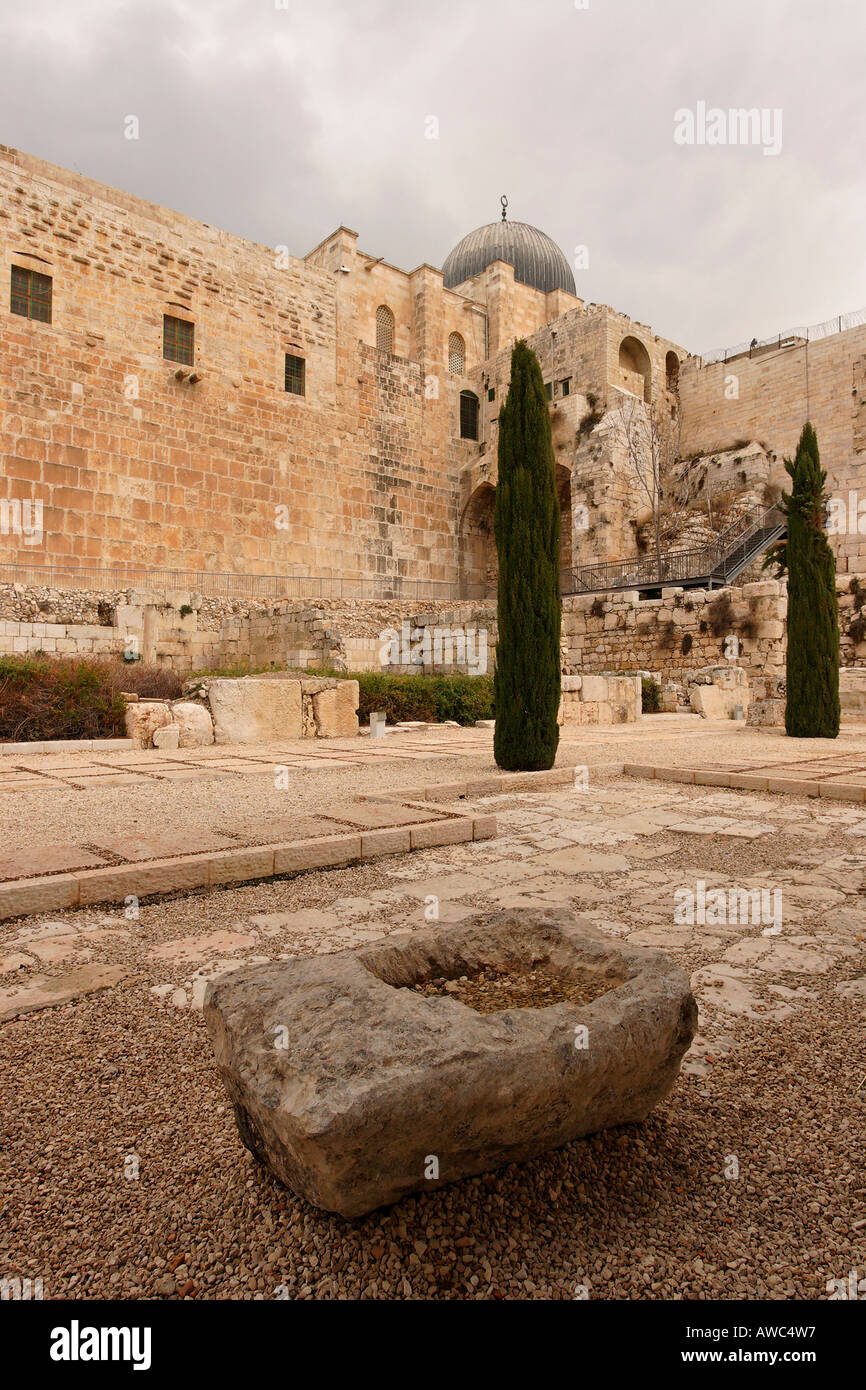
493, 340, 561, 770
763, 422, 840, 738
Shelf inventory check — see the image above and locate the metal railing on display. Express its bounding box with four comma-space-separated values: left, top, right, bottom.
0, 561, 496, 604
565, 504, 785, 595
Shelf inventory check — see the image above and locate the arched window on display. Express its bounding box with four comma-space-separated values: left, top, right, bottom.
448, 332, 465, 376
459, 390, 479, 441
376, 305, 394, 353
665, 350, 680, 393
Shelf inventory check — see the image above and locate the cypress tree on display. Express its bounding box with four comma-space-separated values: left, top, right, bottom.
493, 340, 561, 770
763, 422, 840, 738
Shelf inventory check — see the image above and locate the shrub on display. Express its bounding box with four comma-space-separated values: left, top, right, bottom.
641, 676, 662, 713
707, 594, 734, 637
100, 659, 185, 701
0, 655, 127, 741
355, 671, 493, 726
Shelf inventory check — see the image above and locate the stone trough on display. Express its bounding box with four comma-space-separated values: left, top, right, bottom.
203, 911, 697, 1218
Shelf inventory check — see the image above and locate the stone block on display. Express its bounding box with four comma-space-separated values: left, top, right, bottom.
272, 835, 361, 875
207, 678, 303, 744
170, 701, 215, 747
0, 874, 79, 921
311, 681, 359, 738
208, 847, 275, 885
152, 723, 180, 750
409, 819, 474, 849
203, 911, 697, 1217
360, 828, 412, 858
124, 701, 173, 749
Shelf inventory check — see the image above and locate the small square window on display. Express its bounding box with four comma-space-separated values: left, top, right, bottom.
487, 386, 495, 402
11, 266, 52, 323
285, 353, 306, 396
163, 314, 194, 365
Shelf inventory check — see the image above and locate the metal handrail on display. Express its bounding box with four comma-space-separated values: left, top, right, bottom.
566, 504, 786, 595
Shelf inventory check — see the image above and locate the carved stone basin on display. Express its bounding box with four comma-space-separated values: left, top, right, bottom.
204, 910, 697, 1218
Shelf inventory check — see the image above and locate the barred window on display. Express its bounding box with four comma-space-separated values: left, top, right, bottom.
459, 390, 479, 441
448, 332, 465, 376
163, 314, 194, 365
285, 353, 305, 396
10, 266, 52, 323
375, 304, 394, 353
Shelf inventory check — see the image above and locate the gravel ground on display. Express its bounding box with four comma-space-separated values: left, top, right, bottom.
1, 963, 862, 1300
1, 718, 865, 854
2, 730, 865, 1301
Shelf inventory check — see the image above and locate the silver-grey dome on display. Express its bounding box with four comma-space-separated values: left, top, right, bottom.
442, 219, 576, 295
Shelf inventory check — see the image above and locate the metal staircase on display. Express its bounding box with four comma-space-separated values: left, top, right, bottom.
564, 504, 786, 597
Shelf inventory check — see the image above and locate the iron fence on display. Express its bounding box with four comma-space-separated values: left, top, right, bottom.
0, 561, 494, 604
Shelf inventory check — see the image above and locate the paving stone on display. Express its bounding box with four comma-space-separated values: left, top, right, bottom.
530, 847, 631, 874
0, 964, 131, 1021
149, 930, 256, 963
0, 845, 107, 881
94, 832, 236, 862
330, 803, 435, 829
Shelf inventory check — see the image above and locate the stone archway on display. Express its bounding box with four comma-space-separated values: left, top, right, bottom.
618, 334, 652, 403
460, 483, 497, 595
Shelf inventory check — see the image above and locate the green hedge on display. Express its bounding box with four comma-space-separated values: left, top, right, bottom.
0, 655, 128, 741
355, 671, 494, 726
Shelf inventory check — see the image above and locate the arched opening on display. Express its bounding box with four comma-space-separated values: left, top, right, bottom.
556, 463, 573, 588
375, 304, 394, 353
448, 332, 465, 376
665, 350, 680, 393
459, 389, 480, 441
618, 334, 652, 403
460, 483, 496, 594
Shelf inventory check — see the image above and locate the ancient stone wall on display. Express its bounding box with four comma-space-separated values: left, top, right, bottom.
562, 575, 866, 683
0, 147, 478, 586
679, 325, 866, 573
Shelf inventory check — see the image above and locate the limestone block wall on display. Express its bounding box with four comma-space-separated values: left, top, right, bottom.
679, 325, 866, 573
0, 583, 498, 676
559, 672, 641, 725
0, 147, 470, 586
562, 575, 866, 683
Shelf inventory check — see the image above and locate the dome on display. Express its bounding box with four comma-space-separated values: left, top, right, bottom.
442, 211, 575, 296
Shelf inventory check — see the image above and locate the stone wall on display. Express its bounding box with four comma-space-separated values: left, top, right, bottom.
0, 581, 498, 675
4, 576, 866, 687
679, 324, 866, 573
562, 575, 866, 684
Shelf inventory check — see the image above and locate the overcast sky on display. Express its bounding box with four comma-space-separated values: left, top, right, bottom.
1, 0, 863, 353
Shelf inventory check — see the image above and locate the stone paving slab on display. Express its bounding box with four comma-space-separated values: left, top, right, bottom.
0, 845, 109, 880
625, 757, 866, 801
93, 832, 239, 862
0, 963, 133, 1021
